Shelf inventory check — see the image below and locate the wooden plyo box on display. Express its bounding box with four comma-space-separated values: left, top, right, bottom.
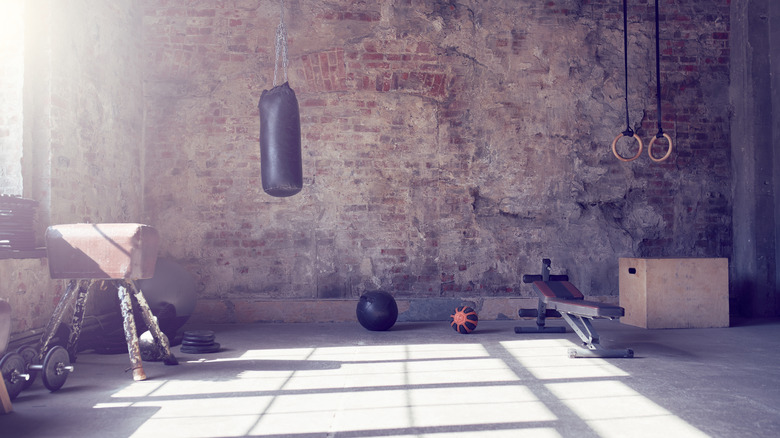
619, 258, 729, 329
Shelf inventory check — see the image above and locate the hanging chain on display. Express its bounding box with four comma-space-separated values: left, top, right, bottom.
273, 0, 289, 87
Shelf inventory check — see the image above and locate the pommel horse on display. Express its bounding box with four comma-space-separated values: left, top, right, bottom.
516, 259, 634, 358
42, 224, 177, 381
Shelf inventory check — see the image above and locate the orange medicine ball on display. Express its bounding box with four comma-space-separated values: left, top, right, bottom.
450, 306, 478, 334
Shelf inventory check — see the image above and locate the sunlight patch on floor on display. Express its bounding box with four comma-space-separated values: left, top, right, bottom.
546, 380, 711, 438
128, 385, 555, 437
500, 339, 630, 380
106, 340, 709, 438
354, 430, 562, 438
119, 382, 556, 437
306, 343, 491, 362
116, 371, 294, 398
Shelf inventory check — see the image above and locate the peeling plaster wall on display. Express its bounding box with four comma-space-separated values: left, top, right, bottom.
142, 0, 732, 314
0, 0, 25, 195
48, 0, 146, 224
0, 259, 60, 335
0, 0, 146, 336
137, 0, 732, 320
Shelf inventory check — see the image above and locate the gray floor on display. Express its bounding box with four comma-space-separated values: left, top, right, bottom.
2, 318, 779, 438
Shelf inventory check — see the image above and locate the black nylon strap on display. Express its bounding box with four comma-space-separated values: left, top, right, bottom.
622, 0, 633, 136
654, 0, 663, 137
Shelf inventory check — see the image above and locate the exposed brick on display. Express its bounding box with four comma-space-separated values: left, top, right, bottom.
138, 0, 732, 306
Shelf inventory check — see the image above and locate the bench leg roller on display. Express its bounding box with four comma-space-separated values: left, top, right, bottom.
568, 347, 634, 359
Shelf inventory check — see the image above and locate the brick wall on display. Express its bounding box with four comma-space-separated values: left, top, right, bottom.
142, 0, 731, 310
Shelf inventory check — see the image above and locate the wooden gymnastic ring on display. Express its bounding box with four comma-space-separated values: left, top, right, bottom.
612, 132, 643, 162
648, 132, 673, 162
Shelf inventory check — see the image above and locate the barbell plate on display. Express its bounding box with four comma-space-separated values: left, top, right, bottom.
0, 352, 27, 400
181, 339, 216, 347
181, 342, 221, 354
16, 345, 39, 389
183, 330, 215, 343
41, 346, 71, 392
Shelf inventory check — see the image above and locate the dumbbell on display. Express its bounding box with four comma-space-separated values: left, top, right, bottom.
0, 345, 74, 400
16, 345, 38, 389
0, 352, 26, 399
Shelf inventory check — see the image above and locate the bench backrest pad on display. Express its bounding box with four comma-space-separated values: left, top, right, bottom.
533, 280, 585, 300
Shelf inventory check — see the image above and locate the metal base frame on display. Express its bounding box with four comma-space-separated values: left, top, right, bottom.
560, 313, 634, 358
514, 296, 567, 334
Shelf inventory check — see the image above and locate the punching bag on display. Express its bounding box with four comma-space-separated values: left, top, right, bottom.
258, 82, 302, 197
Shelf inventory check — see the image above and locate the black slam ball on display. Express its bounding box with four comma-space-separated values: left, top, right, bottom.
356, 291, 398, 331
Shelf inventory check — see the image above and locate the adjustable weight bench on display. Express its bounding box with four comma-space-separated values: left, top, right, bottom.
515, 259, 633, 358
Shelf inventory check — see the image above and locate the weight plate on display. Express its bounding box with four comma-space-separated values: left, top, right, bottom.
183, 336, 215, 341
183, 330, 215, 342
183, 330, 215, 337
182, 338, 215, 345
181, 339, 214, 347
180, 342, 221, 354
42, 345, 71, 392
16, 345, 39, 389
0, 352, 27, 400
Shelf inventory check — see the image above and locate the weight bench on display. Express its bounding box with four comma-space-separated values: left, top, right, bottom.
515, 259, 633, 358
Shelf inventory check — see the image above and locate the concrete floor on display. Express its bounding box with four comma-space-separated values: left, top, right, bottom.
1, 318, 779, 438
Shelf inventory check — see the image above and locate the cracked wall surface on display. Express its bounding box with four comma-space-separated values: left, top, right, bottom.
142, 0, 731, 308
0, 0, 146, 335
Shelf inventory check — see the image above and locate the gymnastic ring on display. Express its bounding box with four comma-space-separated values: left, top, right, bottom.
611, 132, 643, 162
648, 132, 673, 162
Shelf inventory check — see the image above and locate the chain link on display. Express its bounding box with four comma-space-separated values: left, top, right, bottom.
273, 0, 288, 87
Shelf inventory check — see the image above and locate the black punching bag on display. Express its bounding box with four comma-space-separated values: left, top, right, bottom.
259, 82, 302, 197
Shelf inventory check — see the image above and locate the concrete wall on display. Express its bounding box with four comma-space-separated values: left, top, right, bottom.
0, 1, 25, 195
0, 0, 146, 335
142, 0, 733, 320
774, 1, 780, 318
47, 0, 146, 225
731, 0, 780, 317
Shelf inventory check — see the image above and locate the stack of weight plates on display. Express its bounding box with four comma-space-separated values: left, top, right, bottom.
180, 330, 220, 354
0, 195, 38, 252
